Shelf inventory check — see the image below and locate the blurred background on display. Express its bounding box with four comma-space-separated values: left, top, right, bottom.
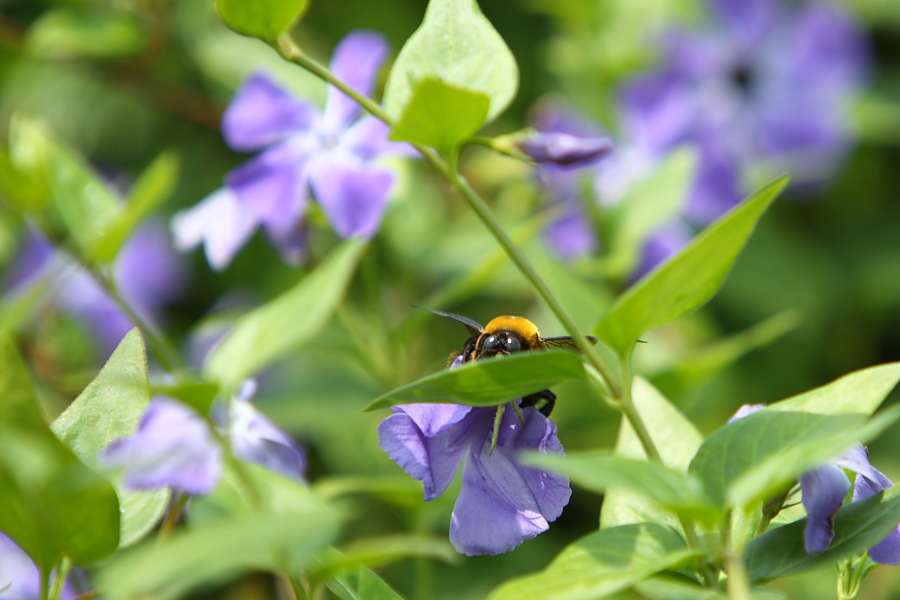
1, 0, 900, 598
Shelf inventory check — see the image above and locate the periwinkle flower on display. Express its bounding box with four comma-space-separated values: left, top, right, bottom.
172, 31, 413, 270
5, 221, 186, 356
0, 532, 76, 600
508, 129, 613, 169
620, 0, 868, 223
378, 392, 571, 555
100, 380, 306, 494
729, 404, 900, 564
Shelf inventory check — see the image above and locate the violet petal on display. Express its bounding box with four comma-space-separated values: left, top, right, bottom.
800, 464, 850, 555
171, 187, 258, 271
321, 31, 389, 134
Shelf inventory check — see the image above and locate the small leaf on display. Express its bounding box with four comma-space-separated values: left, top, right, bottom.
364, 351, 586, 411
383, 0, 518, 124
315, 549, 408, 600
89, 151, 180, 264
98, 508, 339, 600
215, 0, 308, 42
51, 329, 169, 548
26, 7, 145, 59
0, 336, 120, 569
389, 78, 490, 154
768, 362, 900, 417
603, 148, 697, 278
689, 407, 900, 510
746, 486, 900, 581
525, 452, 718, 524
204, 240, 365, 390
601, 377, 703, 529
595, 176, 788, 358
311, 535, 458, 580
487, 523, 700, 600
150, 379, 221, 414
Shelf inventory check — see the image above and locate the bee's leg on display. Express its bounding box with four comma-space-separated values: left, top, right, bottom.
520, 389, 557, 417
489, 404, 506, 456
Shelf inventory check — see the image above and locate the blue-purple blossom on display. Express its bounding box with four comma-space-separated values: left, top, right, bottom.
0, 532, 77, 600
729, 404, 900, 564
514, 130, 613, 168
378, 394, 571, 555
5, 221, 186, 356
172, 31, 413, 270
100, 380, 306, 493
619, 0, 868, 223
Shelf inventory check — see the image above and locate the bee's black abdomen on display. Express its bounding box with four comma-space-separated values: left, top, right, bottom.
520, 389, 557, 417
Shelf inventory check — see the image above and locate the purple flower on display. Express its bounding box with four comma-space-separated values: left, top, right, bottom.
378, 396, 571, 555
513, 130, 613, 169
100, 380, 306, 493
172, 31, 413, 270
528, 99, 611, 260
0, 532, 77, 600
5, 221, 186, 356
729, 404, 900, 564
619, 0, 868, 223
100, 398, 223, 494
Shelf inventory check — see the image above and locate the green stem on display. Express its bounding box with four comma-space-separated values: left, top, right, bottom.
157, 492, 188, 543
725, 510, 752, 600
48, 557, 71, 600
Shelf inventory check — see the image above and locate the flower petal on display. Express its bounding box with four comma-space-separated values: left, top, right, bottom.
0, 532, 41, 599
309, 153, 394, 239
341, 116, 417, 159
222, 72, 318, 152
518, 132, 613, 169
727, 403, 766, 424
321, 31, 389, 134
100, 399, 222, 495
378, 410, 469, 501
542, 208, 597, 260
230, 387, 306, 483
800, 464, 850, 555
683, 144, 742, 225
449, 409, 570, 555
171, 188, 258, 271
710, 0, 777, 48
226, 140, 312, 228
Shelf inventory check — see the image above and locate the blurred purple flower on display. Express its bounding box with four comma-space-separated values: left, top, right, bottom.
378, 393, 571, 555
100, 380, 306, 494
173, 31, 413, 270
528, 99, 611, 260
729, 404, 900, 564
6, 220, 186, 357
632, 221, 693, 280
0, 532, 77, 600
514, 130, 613, 169
620, 0, 868, 223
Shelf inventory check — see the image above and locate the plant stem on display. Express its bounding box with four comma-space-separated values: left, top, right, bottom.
157, 492, 188, 543
48, 557, 71, 600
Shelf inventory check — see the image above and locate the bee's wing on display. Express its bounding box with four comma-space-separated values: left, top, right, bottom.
543, 335, 598, 353
418, 307, 484, 335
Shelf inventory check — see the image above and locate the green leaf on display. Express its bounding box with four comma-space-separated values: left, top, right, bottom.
601, 377, 703, 529
151, 379, 221, 414
311, 535, 458, 580
364, 351, 586, 411
595, 176, 788, 358
315, 549, 408, 600
487, 524, 700, 600
746, 486, 900, 581
525, 452, 718, 524
383, 0, 518, 125
98, 508, 339, 600
51, 329, 169, 548
204, 240, 365, 390
26, 7, 145, 59
689, 407, 900, 510
768, 362, 900, 417
89, 151, 180, 264
0, 336, 120, 570
603, 148, 697, 278
389, 78, 490, 154
8, 116, 122, 258
215, 0, 308, 42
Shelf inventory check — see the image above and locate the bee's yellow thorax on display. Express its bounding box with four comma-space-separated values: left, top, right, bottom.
483, 316, 542, 345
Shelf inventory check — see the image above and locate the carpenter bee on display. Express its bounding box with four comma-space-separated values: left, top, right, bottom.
425, 309, 597, 417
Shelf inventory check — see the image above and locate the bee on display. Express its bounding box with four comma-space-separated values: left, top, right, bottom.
425, 309, 597, 417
